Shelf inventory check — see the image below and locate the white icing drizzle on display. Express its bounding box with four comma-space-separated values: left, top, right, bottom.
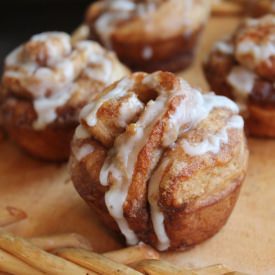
74, 125, 91, 140
117, 93, 144, 128
76, 41, 113, 84
99, 97, 168, 245
80, 77, 134, 127
109, 0, 136, 11
148, 89, 240, 250
28, 32, 71, 66
33, 85, 74, 130
236, 15, 275, 68
227, 66, 256, 112
80, 73, 242, 250
236, 40, 275, 66
95, 8, 132, 49
98, 73, 188, 245
94, 0, 158, 49
148, 159, 170, 251
74, 144, 94, 161
4, 32, 121, 130
142, 46, 153, 60
182, 115, 244, 156
214, 40, 234, 55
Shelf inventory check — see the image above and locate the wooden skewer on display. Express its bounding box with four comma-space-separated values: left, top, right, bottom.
56, 247, 142, 275
0, 231, 96, 275
0, 207, 27, 227
0, 248, 44, 275
30, 233, 92, 251
133, 259, 196, 275
103, 243, 160, 265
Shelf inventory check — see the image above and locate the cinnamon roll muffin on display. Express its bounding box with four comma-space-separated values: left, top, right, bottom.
70, 71, 248, 251
0, 32, 129, 161
85, 0, 210, 72
204, 15, 275, 137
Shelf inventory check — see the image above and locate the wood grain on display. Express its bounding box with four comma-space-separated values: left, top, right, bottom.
0, 17, 274, 275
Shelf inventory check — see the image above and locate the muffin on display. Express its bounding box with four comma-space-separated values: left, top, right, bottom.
85, 0, 210, 72
70, 71, 248, 251
204, 15, 275, 137
0, 32, 129, 161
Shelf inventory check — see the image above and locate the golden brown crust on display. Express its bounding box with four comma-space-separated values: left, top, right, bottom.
70, 72, 248, 251
86, 0, 210, 72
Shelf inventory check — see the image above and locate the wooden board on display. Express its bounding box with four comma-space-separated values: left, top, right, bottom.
0, 17, 275, 275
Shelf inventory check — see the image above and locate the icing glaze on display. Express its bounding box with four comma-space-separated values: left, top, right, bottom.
182, 115, 244, 156
94, 0, 158, 49
74, 144, 94, 161
117, 93, 144, 128
236, 15, 275, 68
148, 159, 170, 251
74, 125, 91, 140
3, 32, 121, 129
227, 66, 256, 112
33, 86, 74, 130
81, 77, 134, 127
214, 40, 234, 55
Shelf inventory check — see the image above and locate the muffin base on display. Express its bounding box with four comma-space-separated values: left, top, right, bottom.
97, 27, 204, 73
1, 96, 78, 162
70, 135, 248, 251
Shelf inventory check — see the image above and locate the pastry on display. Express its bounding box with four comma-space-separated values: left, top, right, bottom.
204, 15, 275, 137
85, 0, 210, 72
0, 32, 129, 161
70, 71, 248, 251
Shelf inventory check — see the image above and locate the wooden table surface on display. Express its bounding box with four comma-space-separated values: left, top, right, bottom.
0, 16, 275, 275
